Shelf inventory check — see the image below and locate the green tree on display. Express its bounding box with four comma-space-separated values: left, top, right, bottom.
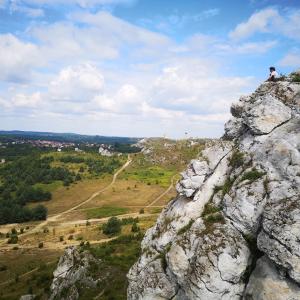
102, 217, 122, 236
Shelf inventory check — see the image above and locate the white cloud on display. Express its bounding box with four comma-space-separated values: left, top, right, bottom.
12, 92, 42, 108
49, 64, 104, 102
10, 3, 44, 17
279, 51, 300, 67
19, 0, 135, 8
230, 8, 300, 41
229, 8, 278, 40
216, 40, 278, 54
0, 34, 42, 82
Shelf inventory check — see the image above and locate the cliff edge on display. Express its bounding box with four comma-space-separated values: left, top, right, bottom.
127, 72, 300, 300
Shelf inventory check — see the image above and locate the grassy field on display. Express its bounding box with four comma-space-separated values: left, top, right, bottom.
0, 215, 158, 300
0, 248, 61, 300
0, 138, 206, 299
28, 176, 113, 215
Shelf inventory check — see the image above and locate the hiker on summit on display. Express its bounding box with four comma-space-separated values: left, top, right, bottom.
267, 66, 278, 82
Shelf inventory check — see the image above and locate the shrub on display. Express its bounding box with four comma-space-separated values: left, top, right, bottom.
241, 169, 265, 183
38, 242, 44, 248
229, 151, 244, 168
139, 208, 145, 214
291, 72, 300, 83
131, 222, 140, 233
222, 177, 235, 196
59, 236, 64, 242
204, 213, 225, 224
7, 234, 18, 244
102, 217, 122, 236
202, 203, 221, 216
12, 246, 19, 250
68, 235, 73, 240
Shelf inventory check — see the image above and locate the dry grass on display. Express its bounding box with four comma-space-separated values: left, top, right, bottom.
27, 176, 112, 215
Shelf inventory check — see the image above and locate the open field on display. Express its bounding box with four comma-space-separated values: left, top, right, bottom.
0, 138, 205, 299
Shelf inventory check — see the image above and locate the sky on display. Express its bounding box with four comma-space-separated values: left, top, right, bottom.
0, 0, 299, 138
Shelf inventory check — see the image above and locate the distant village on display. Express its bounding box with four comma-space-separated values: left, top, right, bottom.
0, 138, 124, 163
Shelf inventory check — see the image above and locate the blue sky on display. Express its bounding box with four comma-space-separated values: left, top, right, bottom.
0, 0, 299, 138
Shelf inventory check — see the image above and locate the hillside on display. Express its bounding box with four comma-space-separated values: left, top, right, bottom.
0, 137, 203, 300
127, 72, 300, 299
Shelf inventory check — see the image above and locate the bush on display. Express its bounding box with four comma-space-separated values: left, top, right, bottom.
102, 217, 122, 236
131, 222, 140, 233
139, 208, 144, 214
68, 235, 73, 240
7, 234, 18, 244
291, 72, 300, 83
229, 151, 244, 168
241, 169, 265, 183
59, 236, 64, 242
38, 242, 44, 248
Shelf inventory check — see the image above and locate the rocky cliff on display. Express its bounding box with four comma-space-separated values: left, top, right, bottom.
127, 72, 300, 300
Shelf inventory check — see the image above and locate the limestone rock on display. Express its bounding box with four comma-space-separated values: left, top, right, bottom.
127, 75, 300, 300
49, 246, 101, 300
244, 256, 300, 300
244, 95, 292, 135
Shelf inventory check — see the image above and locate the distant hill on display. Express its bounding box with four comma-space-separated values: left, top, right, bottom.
0, 130, 141, 145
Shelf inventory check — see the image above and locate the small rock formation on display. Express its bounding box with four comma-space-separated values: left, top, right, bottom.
49, 246, 102, 300
99, 144, 113, 156
127, 72, 300, 299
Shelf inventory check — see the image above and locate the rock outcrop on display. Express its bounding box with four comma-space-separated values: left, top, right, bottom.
49, 246, 102, 300
127, 72, 300, 299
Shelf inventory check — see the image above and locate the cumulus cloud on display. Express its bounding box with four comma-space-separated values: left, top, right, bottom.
0, 34, 42, 82
49, 64, 104, 102
229, 8, 278, 39
12, 92, 42, 107
149, 58, 253, 114
230, 8, 300, 41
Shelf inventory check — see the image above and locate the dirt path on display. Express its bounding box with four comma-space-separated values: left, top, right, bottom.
0, 157, 132, 244
146, 174, 177, 207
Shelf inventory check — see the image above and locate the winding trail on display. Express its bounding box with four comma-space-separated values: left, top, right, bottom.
0, 156, 132, 243
146, 174, 177, 207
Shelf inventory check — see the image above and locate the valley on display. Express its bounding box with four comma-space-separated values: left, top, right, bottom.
0, 136, 205, 299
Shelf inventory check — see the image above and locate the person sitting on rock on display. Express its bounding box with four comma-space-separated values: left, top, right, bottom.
268, 66, 278, 82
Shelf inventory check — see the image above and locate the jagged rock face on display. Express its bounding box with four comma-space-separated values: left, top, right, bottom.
49, 246, 101, 300
127, 74, 300, 299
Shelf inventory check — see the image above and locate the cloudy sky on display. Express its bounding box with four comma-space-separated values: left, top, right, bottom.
0, 0, 299, 138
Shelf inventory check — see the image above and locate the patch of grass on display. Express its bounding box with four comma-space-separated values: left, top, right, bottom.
177, 219, 195, 235
241, 169, 265, 183
86, 206, 129, 219
222, 177, 235, 196
202, 203, 221, 216
121, 166, 175, 188
291, 72, 300, 83
229, 151, 244, 169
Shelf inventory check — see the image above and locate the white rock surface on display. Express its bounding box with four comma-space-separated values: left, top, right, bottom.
128, 75, 300, 299
49, 246, 100, 300
244, 256, 300, 300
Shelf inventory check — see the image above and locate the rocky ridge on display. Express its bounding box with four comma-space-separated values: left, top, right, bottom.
127, 72, 300, 299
